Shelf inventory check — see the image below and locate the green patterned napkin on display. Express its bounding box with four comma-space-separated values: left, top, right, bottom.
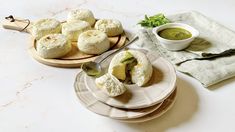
136, 11, 235, 87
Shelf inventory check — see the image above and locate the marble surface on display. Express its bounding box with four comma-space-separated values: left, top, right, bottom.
1, 0, 235, 131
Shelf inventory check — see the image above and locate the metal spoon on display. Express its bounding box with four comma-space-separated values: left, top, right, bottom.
81, 36, 139, 76
175, 49, 235, 66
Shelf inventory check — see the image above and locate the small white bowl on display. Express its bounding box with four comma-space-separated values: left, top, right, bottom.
152, 23, 199, 51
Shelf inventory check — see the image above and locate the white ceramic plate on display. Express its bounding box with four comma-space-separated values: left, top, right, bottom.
84, 49, 177, 109
74, 71, 163, 120
117, 88, 177, 123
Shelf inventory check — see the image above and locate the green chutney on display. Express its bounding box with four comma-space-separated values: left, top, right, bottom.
158, 28, 192, 40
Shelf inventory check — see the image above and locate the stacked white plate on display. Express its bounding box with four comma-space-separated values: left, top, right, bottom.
74, 49, 177, 123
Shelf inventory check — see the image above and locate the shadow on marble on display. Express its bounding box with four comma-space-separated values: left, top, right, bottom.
113, 76, 199, 132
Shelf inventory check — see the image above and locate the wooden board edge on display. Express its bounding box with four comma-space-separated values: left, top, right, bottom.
28, 32, 127, 68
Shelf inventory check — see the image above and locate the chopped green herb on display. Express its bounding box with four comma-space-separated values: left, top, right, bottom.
138, 13, 170, 28
121, 51, 134, 64
121, 57, 136, 64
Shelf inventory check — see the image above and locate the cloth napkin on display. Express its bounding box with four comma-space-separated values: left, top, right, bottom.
136, 11, 235, 87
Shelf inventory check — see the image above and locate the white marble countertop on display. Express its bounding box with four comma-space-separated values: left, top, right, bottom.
1, 0, 235, 131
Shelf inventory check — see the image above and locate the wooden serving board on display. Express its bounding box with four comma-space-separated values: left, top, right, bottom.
2, 17, 127, 68
29, 33, 126, 68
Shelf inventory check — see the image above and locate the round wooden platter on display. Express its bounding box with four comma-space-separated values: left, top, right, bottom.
28, 33, 126, 68
74, 71, 163, 120
2, 17, 127, 68
85, 49, 177, 109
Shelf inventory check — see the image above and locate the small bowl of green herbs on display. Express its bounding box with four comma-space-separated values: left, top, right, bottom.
138, 13, 199, 51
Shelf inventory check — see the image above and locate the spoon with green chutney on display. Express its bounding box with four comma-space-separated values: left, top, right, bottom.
81, 36, 139, 76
